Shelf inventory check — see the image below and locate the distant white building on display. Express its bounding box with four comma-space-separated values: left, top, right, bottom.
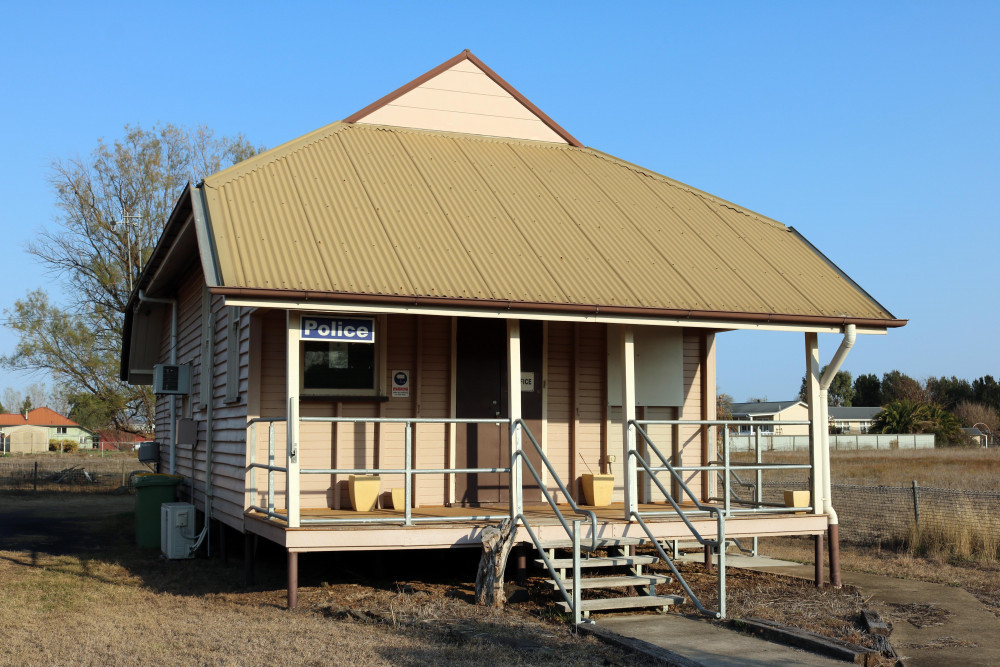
829, 406, 881, 434
729, 400, 810, 436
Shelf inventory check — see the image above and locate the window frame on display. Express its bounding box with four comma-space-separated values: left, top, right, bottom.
299, 314, 386, 399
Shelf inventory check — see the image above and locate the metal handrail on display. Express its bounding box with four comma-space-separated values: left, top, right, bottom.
630, 421, 725, 617
513, 418, 598, 552
511, 418, 597, 625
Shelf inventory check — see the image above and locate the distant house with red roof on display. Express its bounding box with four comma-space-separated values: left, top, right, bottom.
0, 407, 96, 453
98, 428, 152, 453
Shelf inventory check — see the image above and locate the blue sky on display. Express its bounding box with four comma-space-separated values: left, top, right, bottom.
1, 1, 997, 402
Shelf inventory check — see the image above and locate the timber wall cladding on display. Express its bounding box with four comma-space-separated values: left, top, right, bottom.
152, 267, 251, 531
256, 313, 453, 510
604, 328, 707, 503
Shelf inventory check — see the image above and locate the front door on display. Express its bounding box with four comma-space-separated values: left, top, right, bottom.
455, 319, 543, 506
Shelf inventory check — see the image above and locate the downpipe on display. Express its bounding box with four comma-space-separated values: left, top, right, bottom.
189, 312, 215, 557
819, 324, 855, 588
138, 290, 178, 475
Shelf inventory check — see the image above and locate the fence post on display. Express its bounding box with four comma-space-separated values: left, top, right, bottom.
911, 480, 920, 528
34, 461, 38, 493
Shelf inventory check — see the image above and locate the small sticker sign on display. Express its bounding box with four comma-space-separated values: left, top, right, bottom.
300, 316, 374, 343
521, 372, 535, 392
391, 370, 410, 398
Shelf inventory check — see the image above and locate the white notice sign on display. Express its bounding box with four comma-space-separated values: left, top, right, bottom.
392, 370, 410, 398
521, 372, 535, 392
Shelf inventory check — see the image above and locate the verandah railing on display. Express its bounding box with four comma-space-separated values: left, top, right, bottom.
629, 418, 814, 618
245, 415, 816, 620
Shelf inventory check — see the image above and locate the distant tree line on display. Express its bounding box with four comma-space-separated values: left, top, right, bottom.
794, 369, 1000, 445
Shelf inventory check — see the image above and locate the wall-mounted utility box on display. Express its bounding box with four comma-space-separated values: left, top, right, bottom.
137, 441, 159, 463
153, 364, 192, 395
161, 502, 196, 559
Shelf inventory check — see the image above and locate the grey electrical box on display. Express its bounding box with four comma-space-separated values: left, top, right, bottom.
137, 441, 159, 463
153, 364, 191, 395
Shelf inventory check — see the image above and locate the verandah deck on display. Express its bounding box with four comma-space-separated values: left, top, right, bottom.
244, 502, 828, 552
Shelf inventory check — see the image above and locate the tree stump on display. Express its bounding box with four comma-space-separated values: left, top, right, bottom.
475, 518, 517, 608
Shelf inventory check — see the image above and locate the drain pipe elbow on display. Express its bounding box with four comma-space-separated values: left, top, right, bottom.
138, 290, 179, 475
818, 324, 855, 526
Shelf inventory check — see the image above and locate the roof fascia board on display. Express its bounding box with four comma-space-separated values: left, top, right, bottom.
209, 287, 903, 330
216, 295, 888, 335
191, 185, 221, 287
344, 49, 583, 147
789, 226, 898, 320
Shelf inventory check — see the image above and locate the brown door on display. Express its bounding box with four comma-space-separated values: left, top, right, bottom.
455, 319, 544, 506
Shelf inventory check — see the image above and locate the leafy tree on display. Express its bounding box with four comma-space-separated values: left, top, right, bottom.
68, 391, 124, 433
1, 123, 261, 432
852, 373, 882, 407
926, 376, 974, 409
880, 370, 926, 403
972, 376, 1000, 412
917, 404, 964, 444
798, 366, 854, 406
869, 400, 925, 434
870, 400, 964, 444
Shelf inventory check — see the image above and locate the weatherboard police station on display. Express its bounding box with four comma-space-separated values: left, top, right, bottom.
121, 51, 904, 617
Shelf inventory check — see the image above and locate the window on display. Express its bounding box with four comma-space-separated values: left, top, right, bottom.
300, 315, 382, 396
56, 427, 67, 435
225, 306, 241, 403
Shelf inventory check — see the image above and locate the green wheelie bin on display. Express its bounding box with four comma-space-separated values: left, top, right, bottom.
133, 473, 183, 548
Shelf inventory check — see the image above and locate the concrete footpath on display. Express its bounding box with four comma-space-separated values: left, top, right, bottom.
594, 554, 1000, 666
598, 612, 848, 666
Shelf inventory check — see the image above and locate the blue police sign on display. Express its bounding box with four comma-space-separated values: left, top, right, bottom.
300, 316, 375, 343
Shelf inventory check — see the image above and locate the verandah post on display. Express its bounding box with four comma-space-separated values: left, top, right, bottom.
286, 311, 301, 528
620, 325, 638, 519
507, 319, 522, 518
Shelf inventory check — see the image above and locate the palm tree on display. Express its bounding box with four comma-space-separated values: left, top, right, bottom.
870, 400, 964, 444
870, 400, 924, 433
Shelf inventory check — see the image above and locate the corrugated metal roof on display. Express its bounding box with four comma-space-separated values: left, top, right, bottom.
199, 122, 899, 324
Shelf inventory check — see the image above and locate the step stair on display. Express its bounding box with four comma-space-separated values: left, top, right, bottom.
533, 555, 658, 569
532, 536, 682, 619
556, 594, 684, 613
548, 574, 670, 591
538, 537, 644, 551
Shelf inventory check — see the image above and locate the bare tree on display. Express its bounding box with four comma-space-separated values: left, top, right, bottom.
2, 123, 261, 431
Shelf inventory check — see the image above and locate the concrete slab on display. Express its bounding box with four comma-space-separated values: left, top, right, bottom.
598, 613, 848, 666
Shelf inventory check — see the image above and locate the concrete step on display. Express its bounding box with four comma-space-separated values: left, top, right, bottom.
549, 574, 670, 590
538, 537, 645, 550
534, 555, 658, 569
556, 594, 683, 613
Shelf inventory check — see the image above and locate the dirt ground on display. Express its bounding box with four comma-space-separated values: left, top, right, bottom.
0, 492, 905, 665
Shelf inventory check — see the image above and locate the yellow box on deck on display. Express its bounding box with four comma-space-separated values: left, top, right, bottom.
582, 474, 615, 506
783, 490, 810, 514
349, 475, 381, 511
390, 488, 407, 510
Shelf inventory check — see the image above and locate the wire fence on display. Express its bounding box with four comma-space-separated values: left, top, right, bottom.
0, 458, 150, 493
738, 479, 1000, 558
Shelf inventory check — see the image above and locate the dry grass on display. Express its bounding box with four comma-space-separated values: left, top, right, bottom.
908, 497, 1000, 561
0, 494, 632, 666
735, 447, 1000, 490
